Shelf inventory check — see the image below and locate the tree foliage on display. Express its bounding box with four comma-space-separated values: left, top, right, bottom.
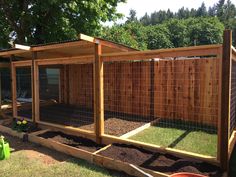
0, 0, 125, 48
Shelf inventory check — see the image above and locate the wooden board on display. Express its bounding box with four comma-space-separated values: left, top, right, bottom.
28, 132, 94, 163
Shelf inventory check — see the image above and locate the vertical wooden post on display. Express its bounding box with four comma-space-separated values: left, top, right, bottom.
94, 42, 104, 144
220, 30, 232, 171
150, 59, 155, 119
32, 52, 39, 123
10, 56, 17, 117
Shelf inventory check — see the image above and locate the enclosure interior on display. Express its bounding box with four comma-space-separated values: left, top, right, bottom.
103, 57, 219, 157
15, 66, 32, 119
37, 63, 94, 132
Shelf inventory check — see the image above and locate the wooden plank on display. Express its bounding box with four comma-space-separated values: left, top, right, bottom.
31, 52, 40, 123
0, 124, 26, 139
217, 48, 223, 162
93, 154, 168, 177
32, 41, 92, 51
14, 44, 31, 51
0, 49, 29, 57
101, 134, 220, 166
37, 120, 96, 141
94, 43, 104, 143
101, 45, 222, 62
10, 58, 17, 117
0, 63, 10, 68
120, 119, 160, 138
28, 133, 94, 163
35, 55, 94, 65
12, 60, 32, 67
228, 130, 236, 158
79, 34, 95, 43
220, 30, 232, 171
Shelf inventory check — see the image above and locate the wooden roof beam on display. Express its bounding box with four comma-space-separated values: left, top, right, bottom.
78, 33, 137, 52
31, 40, 92, 52
14, 44, 31, 51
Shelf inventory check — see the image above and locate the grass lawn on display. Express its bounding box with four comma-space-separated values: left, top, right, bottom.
130, 126, 217, 157
0, 132, 129, 177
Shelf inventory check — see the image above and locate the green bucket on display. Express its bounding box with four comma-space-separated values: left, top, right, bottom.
0, 136, 10, 160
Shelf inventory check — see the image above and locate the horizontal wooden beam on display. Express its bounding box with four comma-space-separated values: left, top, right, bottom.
0, 63, 10, 68
14, 44, 31, 51
28, 132, 94, 163
0, 49, 29, 57
12, 60, 32, 67
35, 55, 94, 65
37, 121, 96, 141
32, 41, 92, 52
101, 134, 220, 166
101, 44, 222, 62
79, 33, 96, 43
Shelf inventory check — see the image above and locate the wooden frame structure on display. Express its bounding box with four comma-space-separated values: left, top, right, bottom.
0, 31, 235, 174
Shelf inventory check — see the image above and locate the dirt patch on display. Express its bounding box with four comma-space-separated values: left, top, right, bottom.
81, 118, 146, 136
98, 144, 223, 176
0, 132, 70, 165
38, 131, 104, 152
17, 104, 151, 136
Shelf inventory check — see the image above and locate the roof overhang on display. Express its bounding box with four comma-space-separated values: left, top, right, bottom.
0, 34, 138, 60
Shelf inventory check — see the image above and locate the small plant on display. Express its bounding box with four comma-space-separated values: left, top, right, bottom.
12, 119, 28, 132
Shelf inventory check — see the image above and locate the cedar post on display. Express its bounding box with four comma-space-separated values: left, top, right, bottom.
32, 52, 39, 123
94, 42, 104, 144
10, 56, 17, 117
220, 30, 232, 171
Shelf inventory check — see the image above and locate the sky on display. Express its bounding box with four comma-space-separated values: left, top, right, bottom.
108, 0, 222, 25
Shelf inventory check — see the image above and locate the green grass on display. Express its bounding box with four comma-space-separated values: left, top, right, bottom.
130, 126, 217, 157
0, 151, 126, 177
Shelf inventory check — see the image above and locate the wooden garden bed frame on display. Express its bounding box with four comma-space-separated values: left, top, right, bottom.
0, 30, 235, 174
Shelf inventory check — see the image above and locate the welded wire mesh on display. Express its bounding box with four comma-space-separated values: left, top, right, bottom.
16, 67, 32, 119
38, 64, 94, 132
103, 57, 219, 156
230, 60, 236, 135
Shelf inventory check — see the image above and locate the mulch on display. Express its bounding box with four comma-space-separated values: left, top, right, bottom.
38, 131, 104, 152
17, 104, 149, 136
98, 144, 223, 176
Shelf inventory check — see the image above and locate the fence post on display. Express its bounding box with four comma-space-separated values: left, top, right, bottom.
220, 29, 232, 171
94, 42, 104, 144
10, 56, 17, 118
31, 52, 39, 123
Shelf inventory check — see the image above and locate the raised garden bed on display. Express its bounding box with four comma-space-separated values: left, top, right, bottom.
28, 130, 105, 163
38, 131, 104, 152
97, 144, 223, 177
0, 118, 41, 139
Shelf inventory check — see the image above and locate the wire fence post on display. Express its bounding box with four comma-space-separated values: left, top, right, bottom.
220, 29, 232, 171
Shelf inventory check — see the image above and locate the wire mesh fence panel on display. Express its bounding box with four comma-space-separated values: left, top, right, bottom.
230, 60, 236, 136
16, 67, 32, 119
39, 64, 94, 132
103, 57, 219, 157
0, 68, 11, 116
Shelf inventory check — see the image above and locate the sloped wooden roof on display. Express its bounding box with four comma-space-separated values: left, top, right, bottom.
0, 34, 137, 60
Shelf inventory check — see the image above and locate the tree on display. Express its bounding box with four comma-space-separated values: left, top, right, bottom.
164, 19, 189, 47
186, 17, 224, 46
196, 2, 208, 17
146, 25, 173, 49
126, 9, 138, 23
0, 0, 125, 48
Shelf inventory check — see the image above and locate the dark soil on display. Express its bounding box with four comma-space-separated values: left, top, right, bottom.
98, 144, 223, 176
17, 104, 149, 136
38, 131, 104, 152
